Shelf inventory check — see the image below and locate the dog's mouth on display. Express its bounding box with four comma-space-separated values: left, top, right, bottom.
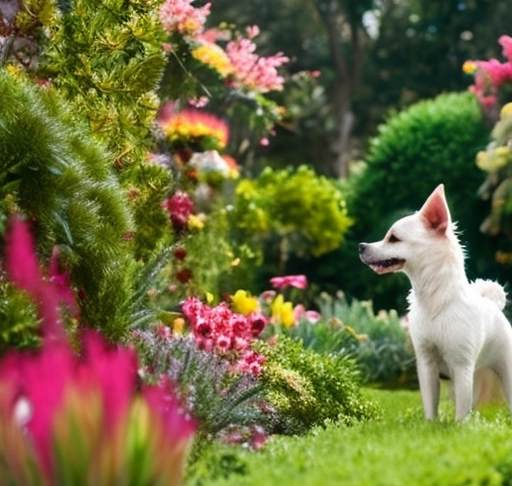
367, 258, 405, 274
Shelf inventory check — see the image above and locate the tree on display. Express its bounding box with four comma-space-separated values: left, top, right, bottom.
207, 0, 512, 177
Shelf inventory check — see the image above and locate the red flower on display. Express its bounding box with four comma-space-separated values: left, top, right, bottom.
176, 268, 193, 284
162, 191, 194, 232
249, 313, 267, 337
174, 246, 187, 260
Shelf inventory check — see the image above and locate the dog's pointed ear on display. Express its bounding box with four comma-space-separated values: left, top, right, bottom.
419, 184, 450, 234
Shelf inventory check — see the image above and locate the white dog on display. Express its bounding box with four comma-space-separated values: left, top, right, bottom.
359, 184, 512, 420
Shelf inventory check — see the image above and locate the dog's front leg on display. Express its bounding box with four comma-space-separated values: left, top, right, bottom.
452, 366, 474, 421
416, 358, 440, 419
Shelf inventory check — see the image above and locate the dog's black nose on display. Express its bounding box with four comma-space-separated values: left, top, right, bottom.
358, 243, 367, 254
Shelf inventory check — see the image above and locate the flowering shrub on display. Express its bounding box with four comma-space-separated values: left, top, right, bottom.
464, 35, 512, 108
465, 35, 512, 264
133, 329, 269, 445
159, 1, 290, 155
160, 0, 211, 35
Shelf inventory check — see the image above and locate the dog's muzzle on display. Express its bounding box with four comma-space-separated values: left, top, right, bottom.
358, 242, 405, 274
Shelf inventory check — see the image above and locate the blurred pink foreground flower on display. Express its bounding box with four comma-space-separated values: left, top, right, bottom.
0, 216, 195, 486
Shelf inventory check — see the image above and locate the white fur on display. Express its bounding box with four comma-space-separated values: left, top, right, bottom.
359, 184, 512, 420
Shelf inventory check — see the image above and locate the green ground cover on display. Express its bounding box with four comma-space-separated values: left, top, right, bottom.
191, 387, 512, 486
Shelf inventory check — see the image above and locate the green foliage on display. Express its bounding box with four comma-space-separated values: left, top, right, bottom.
42, 0, 174, 257
0, 279, 40, 353
0, 69, 136, 341
43, 0, 166, 168
255, 336, 376, 435
316, 291, 417, 387
231, 166, 352, 277
322, 91, 494, 311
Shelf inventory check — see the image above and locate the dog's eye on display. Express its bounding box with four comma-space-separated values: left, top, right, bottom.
388, 234, 400, 243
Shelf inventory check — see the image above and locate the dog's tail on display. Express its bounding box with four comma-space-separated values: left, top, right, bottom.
471, 278, 507, 311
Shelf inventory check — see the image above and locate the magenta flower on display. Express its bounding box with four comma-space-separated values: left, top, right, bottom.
0, 331, 195, 485
0, 216, 195, 485
269, 274, 308, 290
163, 191, 194, 232
4, 215, 67, 342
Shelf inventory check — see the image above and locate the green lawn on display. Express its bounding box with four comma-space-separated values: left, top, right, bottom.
190, 387, 512, 486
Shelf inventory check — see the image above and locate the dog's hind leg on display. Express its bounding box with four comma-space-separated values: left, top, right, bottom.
491, 352, 512, 413
451, 366, 474, 420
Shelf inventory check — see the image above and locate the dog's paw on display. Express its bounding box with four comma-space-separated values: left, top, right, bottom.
471, 278, 507, 310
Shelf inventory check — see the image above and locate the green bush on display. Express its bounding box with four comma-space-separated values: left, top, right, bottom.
310, 92, 495, 311
0, 69, 136, 343
230, 165, 352, 290
255, 336, 377, 435
316, 291, 417, 387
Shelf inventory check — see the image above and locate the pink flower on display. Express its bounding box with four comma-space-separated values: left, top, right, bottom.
216, 334, 231, 351
476, 58, 512, 88
305, 310, 321, 323
246, 25, 260, 39
188, 96, 209, 108
159, 0, 211, 35
181, 296, 266, 375
269, 274, 308, 290
226, 33, 289, 93
195, 319, 213, 338
259, 290, 276, 303
499, 35, 512, 62
0, 333, 195, 483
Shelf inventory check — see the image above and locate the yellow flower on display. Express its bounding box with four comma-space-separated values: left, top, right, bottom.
6, 64, 20, 75
192, 43, 233, 77
173, 317, 185, 335
477, 147, 510, 173
280, 301, 296, 328
271, 295, 296, 328
462, 60, 477, 74
231, 290, 259, 315
500, 102, 512, 119
188, 213, 205, 230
